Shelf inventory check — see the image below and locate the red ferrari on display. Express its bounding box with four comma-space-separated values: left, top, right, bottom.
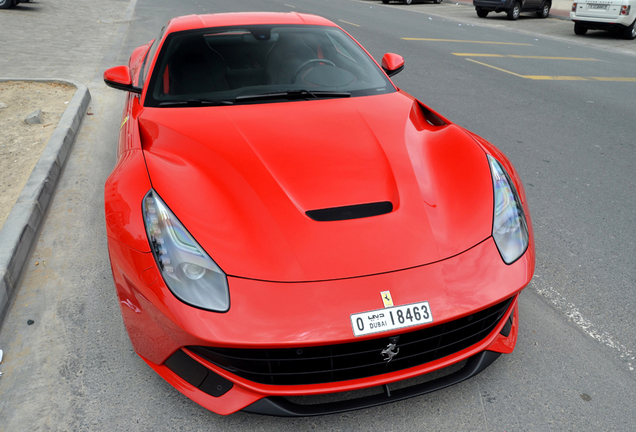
103, 12, 534, 416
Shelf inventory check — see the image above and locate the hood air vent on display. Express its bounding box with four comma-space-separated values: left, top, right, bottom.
306, 201, 393, 222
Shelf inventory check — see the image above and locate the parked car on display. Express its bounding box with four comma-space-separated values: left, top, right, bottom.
0, 0, 22, 10
473, 0, 551, 19
571, 0, 636, 39
103, 12, 534, 416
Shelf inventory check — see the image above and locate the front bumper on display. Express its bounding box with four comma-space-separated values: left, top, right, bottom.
108, 234, 533, 415
156, 348, 507, 416
571, 14, 636, 29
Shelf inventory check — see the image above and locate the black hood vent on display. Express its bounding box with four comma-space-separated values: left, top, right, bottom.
306, 201, 393, 222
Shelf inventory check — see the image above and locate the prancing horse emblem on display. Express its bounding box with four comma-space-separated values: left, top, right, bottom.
381, 342, 400, 362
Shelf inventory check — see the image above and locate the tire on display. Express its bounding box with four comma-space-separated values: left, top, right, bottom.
536, 2, 550, 18
404, 0, 413, 4
574, 22, 588, 35
0, 0, 14, 9
433, 0, 443, 3
507, 2, 521, 20
382, 0, 390, 3
624, 20, 636, 40
476, 7, 489, 17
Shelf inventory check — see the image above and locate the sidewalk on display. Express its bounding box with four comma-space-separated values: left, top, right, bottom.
0, 0, 131, 82
0, 0, 131, 327
0, 1, 133, 427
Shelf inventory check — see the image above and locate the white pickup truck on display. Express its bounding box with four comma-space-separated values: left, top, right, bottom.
570, 0, 636, 39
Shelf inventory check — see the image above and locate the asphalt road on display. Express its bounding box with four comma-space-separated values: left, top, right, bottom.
0, 0, 635, 430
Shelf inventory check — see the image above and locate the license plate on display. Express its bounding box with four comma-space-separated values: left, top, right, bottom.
350, 301, 433, 337
589, 4, 608, 9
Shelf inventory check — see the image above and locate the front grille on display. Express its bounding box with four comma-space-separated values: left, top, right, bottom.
188, 297, 513, 386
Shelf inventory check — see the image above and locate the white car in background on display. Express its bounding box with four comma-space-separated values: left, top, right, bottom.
571, 0, 636, 39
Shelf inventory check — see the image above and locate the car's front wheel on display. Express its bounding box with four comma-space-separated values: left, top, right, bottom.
382, 0, 390, 3
0, 0, 15, 9
433, 0, 443, 3
404, 0, 413, 4
624, 20, 636, 40
507, 2, 521, 20
476, 7, 489, 17
574, 22, 588, 35
536, 2, 550, 18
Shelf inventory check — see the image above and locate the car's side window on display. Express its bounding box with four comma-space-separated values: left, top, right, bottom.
139, 26, 166, 89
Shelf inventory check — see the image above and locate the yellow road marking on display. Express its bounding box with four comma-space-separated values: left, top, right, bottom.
524, 76, 590, 80
589, 77, 636, 82
284, 4, 296, 7
465, 59, 525, 77
403, 38, 532, 46
467, 59, 636, 81
524, 76, 636, 81
339, 20, 360, 27
453, 53, 600, 61
455, 53, 508, 57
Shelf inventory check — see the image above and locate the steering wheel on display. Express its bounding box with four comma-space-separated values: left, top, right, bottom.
291, 59, 336, 84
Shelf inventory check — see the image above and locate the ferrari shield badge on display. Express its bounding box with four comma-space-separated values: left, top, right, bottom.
381, 291, 394, 308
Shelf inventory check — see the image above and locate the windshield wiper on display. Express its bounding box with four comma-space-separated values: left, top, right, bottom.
235, 90, 351, 102
158, 99, 234, 107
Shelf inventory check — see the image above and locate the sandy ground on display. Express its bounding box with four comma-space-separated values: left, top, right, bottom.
0, 81, 77, 229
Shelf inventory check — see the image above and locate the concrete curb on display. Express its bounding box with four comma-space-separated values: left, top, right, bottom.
0, 79, 90, 326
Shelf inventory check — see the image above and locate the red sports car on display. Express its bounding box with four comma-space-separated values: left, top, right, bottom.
103, 12, 534, 416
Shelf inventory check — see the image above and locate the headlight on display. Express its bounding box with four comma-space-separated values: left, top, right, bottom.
488, 155, 529, 264
142, 190, 230, 312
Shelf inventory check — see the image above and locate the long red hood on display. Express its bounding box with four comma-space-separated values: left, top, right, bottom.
139, 92, 493, 281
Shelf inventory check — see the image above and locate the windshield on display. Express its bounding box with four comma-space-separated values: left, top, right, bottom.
144, 25, 395, 107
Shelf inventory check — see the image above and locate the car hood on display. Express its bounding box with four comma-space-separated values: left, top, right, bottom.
139, 92, 493, 282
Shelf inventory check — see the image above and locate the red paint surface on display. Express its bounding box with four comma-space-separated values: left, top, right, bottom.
103, 12, 536, 415
138, 93, 494, 281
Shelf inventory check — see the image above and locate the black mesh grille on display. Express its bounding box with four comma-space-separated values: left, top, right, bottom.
188, 297, 513, 386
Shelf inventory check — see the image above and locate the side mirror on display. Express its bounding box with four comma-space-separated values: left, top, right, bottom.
381, 53, 405, 77
104, 65, 142, 94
